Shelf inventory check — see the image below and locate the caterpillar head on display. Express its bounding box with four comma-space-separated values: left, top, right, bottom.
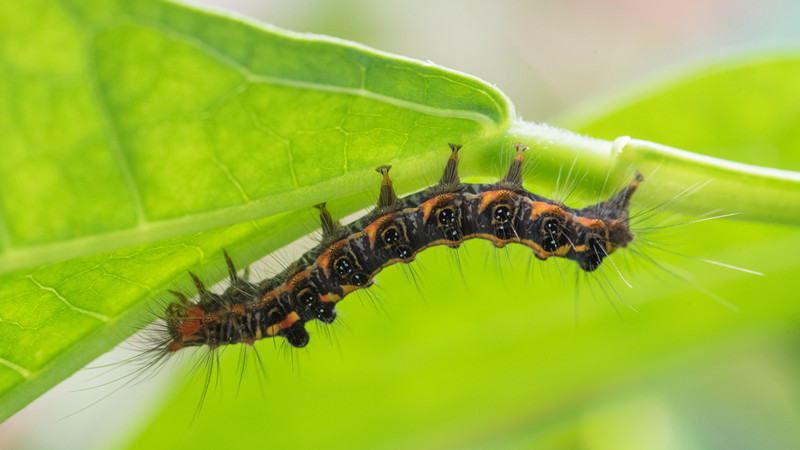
164, 301, 206, 351
571, 172, 643, 271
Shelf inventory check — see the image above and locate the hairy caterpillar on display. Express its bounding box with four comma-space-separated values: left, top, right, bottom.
149, 143, 643, 358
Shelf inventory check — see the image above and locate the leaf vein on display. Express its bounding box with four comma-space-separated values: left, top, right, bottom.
0, 357, 31, 379
240, 95, 299, 188
126, 19, 500, 129
84, 32, 148, 227
25, 275, 110, 322
211, 157, 250, 202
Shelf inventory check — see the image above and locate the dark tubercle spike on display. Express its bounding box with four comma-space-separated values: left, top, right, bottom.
188, 272, 207, 295
438, 143, 462, 189
168, 290, 190, 305
284, 260, 303, 280
223, 249, 238, 284
375, 165, 400, 211
578, 171, 644, 224
500, 143, 528, 189
314, 202, 342, 243
606, 171, 645, 211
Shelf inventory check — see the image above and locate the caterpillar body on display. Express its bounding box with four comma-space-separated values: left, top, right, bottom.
161, 144, 643, 353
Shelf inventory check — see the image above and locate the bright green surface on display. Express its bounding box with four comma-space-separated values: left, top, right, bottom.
0, 0, 799, 448
0, 0, 511, 272
564, 55, 800, 171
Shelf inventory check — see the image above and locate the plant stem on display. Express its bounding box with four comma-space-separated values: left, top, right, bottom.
504, 121, 800, 225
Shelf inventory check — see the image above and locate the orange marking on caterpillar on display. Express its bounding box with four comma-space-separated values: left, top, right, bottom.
317, 239, 347, 277
529, 201, 552, 217
552, 245, 571, 256
364, 213, 396, 246
259, 269, 312, 306
576, 217, 605, 229
266, 311, 301, 336
533, 246, 549, 259
206, 312, 221, 325
320, 292, 342, 303
420, 194, 454, 223
286, 270, 312, 291
177, 305, 205, 336
339, 285, 360, 296
482, 233, 514, 248
168, 341, 184, 352
258, 290, 278, 307
479, 190, 514, 213
529, 201, 568, 218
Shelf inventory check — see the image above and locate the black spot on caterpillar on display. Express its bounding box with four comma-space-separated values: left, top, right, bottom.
156, 143, 643, 354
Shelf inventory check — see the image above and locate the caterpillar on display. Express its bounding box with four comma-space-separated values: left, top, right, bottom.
154, 143, 644, 356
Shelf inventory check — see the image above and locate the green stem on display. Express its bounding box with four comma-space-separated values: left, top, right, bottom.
504, 121, 800, 225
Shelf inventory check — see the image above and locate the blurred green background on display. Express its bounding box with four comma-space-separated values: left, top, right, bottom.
2, 0, 800, 449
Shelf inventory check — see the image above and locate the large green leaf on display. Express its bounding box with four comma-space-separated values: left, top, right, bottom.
0, 0, 512, 273
1, 0, 800, 448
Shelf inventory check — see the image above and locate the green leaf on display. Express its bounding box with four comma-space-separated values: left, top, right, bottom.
561, 53, 800, 171
2, 1, 800, 447
0, 0, 512, 273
